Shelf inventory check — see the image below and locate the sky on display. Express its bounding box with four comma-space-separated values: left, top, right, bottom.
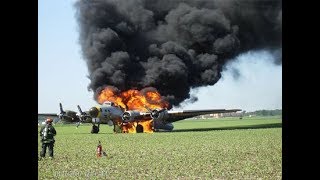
38, 0, 282, 113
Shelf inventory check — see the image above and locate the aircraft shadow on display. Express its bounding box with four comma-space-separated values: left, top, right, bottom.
163, 123, 282, 133
76, 132, 115, 134
75, 123, 282, 134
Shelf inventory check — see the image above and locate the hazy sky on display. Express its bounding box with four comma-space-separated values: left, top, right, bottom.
38, 0, 282, 113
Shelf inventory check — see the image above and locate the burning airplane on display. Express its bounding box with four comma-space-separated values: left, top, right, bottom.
42, 0, 281, 133
39, 86, 241, 133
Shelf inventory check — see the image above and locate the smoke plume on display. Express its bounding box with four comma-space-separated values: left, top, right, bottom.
75, 0, 282, 107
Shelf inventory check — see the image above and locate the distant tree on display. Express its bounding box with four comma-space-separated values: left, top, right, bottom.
262, 110, 268, 116
248, 109, 282, 116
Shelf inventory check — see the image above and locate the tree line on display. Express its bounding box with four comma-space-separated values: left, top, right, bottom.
245, 109, 282, 116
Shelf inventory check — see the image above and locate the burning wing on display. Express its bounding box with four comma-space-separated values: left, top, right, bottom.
120, 108, 242, 132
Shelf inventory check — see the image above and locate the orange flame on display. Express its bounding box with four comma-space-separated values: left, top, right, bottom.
98, 86, 169, 111
121, 120, 154, 133
97, 86, 169, 133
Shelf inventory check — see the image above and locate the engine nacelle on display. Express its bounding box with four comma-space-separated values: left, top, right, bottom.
122, 111, 150, 122
150, 109, 169, 121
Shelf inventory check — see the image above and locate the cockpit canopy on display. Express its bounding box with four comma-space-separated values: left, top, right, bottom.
103, 101, 115, 106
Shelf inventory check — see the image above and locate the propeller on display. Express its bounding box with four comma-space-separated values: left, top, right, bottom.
150, 109, 166, 119
144, 105, 166, 119
144, 105, 152, 113
76, 105, 90, 128
122, 112, 129, 122
143, 105, 166, 132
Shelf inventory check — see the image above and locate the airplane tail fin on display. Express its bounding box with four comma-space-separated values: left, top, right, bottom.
77, 105, 83, 114
59, 103, 64, 114
58, 103, 66, 120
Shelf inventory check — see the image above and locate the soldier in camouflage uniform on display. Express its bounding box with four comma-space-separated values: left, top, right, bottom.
39, 118, 57, 159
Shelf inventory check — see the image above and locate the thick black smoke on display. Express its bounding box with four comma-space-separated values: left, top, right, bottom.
75, 0, 281, 107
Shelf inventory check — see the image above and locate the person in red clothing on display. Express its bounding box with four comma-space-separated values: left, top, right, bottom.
96, 141, 107, 157
96, 141, 102, 157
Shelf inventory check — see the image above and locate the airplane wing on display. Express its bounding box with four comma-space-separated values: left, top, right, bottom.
38, 113, 58, 117
124, 108, 242, 123
165, 109, 242, 122
38, 113, 61, 124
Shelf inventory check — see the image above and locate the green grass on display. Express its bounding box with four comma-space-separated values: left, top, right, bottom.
38, 116, 282, 179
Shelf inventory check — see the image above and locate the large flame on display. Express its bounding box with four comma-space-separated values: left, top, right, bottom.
98, 86, 169, 111
97, 86, 169, 133
121, 120, 154, 133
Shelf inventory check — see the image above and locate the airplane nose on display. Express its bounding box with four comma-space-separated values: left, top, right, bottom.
89, 107, 99, 118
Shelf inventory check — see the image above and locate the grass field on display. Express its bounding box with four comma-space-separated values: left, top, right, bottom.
38, 116, 282, 179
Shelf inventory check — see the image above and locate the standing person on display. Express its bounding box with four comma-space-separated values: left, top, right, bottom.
39, 118, 57, 159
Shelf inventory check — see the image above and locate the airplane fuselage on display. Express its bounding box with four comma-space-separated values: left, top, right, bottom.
86, 101, 174, 133
91, 103, 124, 124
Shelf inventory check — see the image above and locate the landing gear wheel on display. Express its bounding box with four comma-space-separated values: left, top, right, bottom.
136, 124, 144, 133
91, 125, 99, 134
